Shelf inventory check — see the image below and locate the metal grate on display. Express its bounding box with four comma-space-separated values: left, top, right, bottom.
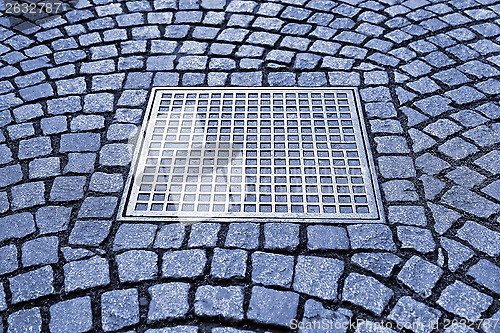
119, 88, 384, 222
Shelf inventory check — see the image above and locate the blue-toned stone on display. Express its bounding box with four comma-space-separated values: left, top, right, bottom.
77, 196, 118, 218
9, 266, 54, 303
64, 256, 110, 292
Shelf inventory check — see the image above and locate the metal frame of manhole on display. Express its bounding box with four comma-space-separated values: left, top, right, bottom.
118, 87, 385, 223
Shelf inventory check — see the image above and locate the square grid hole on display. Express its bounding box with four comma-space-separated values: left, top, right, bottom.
119, 88, 384, 222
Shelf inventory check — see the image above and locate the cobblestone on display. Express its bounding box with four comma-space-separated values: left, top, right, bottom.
247, 286, 299, 326
398, 256, 442, 298
252, 252, 294, 287
437, 281, 492, 320
69, 220, 112, 246
195, 286, 244, 319
9, 266, 54, 303
148, 283, 190, 320
49, 297, 92, 333
117, 250, 158, 282
343, 273, 393, 316
101, 289, 139, 331
211, 248, 247, 279
64, 256, 110, 292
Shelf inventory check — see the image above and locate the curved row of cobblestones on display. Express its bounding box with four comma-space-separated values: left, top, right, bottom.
0, 0, 499, 332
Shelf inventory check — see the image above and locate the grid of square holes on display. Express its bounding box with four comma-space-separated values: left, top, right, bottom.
124, 89, 381, 220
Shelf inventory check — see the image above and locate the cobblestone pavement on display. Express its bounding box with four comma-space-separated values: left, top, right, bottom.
0, 0, 500, 332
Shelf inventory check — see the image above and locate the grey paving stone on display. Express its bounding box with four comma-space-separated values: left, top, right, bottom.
374, 136, 410, 154
154, 223, 186, 249
378, 156, 416, 179
163, 249, 206, 278
50, 176, 86, 202
35, 206, 71, 235
398, 256, 442, 298
101, 289, 139, 332
89, 172, 123, 193
307, 225, 349, 250
56, 77, 86, 95
420, 174, 446, 200
49, 297, 92, 333
0, 245, 18, 275
0, 164, 23, 188
445, 166, 486, 188
47, 96, 81, 116
0, 144, 12, 165
114, 223, 157, 250
441, 186, 499, 219
300, 300, 350, 333
230, 72, 262, 86
348, 224, 395, 251
398, 226, 435, 253
456, 221, 500, 257
445, 86, 485, 105
0, 212, 36, 243
188, 223, 219, 247
294, 255, 344, 300
364, 102, 397, 119
463, 123, 500, 147
343, 273, 393, 316
11, 181, 45, 210
0, 191, 8, 213
437, 281, 492, 321
247, 286, 299, 327
18, 83, 54, 102
211, 248, 247, 279
225, 223, 259, 249
69, 220, 112, 246
438, 138, 478, 160
117, 90, 148, 107
252, 252, 294, 287
40, 116, 67, 135
7, 308, 42, 333
106, 124, 138, 141
117, 250, 158, 282
263, 223, 299, 250
415, 153, 450, 175
208, 72, 228, 86
64, 256, 110, 292
63, 153, 96, 174
351, 252, 400, 278
100, 144, 133, 166
299, 72, 327, 86
467, 259, 500, 294
22, 236, 58, 267
61, 247, 94, 262
481, 180, 500, 201
148, 282, 190, 320
80, 60, 115, 74
70, 115, 105, 132
195, 285, 244, 319
60, 133, 100, 152
115, 108, 144, 124
93, 73, 125, 91
84, 93, 114, 113
280, 36, 310, 51
427, 203, 459, 235
382, 180, 418, 202
182, 73, 205, 86
328, 72, 360, 86
7, 123, 35, 140
9, 266, 54, 303
388, 205, 426, 226
388, 296, 441, 333
18, 137, 52, 160
476, 102, 500, 120
458, 60, 500, 79
450, 110, 488, 128
440, 237, 474, 273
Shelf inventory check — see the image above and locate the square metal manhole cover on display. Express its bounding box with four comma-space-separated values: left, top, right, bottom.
118, 88, 384, 223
